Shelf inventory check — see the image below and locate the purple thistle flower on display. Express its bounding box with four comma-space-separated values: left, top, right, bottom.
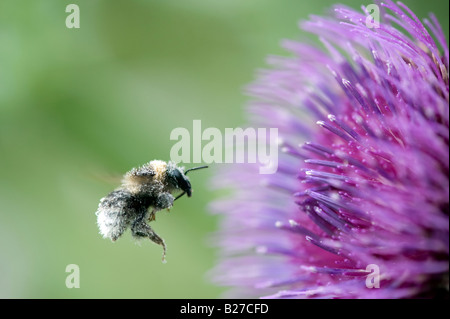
209, 1, 449, 299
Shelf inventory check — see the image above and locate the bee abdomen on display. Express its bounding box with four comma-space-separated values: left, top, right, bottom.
96, 189, 136, 241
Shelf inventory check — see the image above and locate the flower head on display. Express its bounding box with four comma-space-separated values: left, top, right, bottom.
210, 1, 449, 298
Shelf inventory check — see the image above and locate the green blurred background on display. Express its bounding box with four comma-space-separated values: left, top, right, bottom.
0, 0, 448, 298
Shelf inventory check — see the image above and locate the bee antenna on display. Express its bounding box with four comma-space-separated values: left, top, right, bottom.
184, 165, 208, 175
174, 191, 186, 201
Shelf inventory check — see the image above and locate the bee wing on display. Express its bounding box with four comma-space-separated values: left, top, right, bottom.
86, 165, 124, 186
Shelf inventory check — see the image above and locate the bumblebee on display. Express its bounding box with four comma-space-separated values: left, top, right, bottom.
95, 160, 207, 262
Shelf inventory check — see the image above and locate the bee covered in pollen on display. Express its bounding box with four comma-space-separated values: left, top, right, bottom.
95, 160, 208, 262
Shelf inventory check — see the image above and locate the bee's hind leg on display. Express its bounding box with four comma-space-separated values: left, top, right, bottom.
131, 216, 167, 263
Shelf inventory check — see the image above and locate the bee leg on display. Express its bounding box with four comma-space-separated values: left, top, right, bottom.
155, 192, 174, 211
148, 209, 156, 222
147, 229, 167, 263
131, 218, 167, 263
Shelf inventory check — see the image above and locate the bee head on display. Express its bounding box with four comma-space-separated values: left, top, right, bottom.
168, 167, 191, 196
166, 163, 208, 199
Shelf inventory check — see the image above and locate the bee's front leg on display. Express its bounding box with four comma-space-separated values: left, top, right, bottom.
148, 209, 156, 221
156, 192, 174, 209
147, 192, 174, 222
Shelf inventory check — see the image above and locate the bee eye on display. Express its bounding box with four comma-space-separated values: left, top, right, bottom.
171, 169, 191, 193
